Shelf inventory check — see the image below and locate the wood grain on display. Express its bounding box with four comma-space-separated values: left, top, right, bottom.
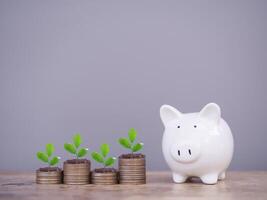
0, 171, 267, 200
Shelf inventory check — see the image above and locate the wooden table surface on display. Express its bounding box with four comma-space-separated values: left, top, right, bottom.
0, 171, 266, 200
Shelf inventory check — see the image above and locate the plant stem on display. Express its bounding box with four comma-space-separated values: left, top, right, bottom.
131, 144, 134, 155
76, 149, 78, 162
131, 146, 134, 155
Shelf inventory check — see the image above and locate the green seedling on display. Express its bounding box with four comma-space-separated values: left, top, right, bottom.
36, 143, 61, 167
91, 144, 116, 168
64, 133, 88, 159
118, 128, 144, 153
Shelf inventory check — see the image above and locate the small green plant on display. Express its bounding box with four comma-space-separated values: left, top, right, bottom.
91, 144, 116, 168
36, 143, 60, 167
118, 128, 144, 154
64, 133, 88, 159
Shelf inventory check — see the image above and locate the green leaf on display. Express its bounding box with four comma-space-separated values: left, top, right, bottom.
73, 133, 82, 148
77, 148, 88, 158
128, 128, 137, 143
91, 152, 104, 163
104, 157, 116, 167
37, 152, 48, 163
46, 143, 54, 157
49, 156, 60, 166
100, 144, 109, 157
132, 143, 144, 152
118, 138, 131, 149
64, 143, 76, 154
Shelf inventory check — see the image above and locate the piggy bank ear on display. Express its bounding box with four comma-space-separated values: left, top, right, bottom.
199, 103, 221, 126
160, 105, 182, 126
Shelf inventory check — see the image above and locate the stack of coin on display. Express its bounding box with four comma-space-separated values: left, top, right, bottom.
36, 169, 62, 184
91, 171, 118, 185
63, 160, 90, 184
119, 156, 146, 184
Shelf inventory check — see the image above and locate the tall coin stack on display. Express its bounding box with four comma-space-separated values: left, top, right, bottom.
119, 155, 146, 184
36, 169, 62, 184
63, 160, 90, 184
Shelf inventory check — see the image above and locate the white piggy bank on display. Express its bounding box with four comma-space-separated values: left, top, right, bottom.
160, 103, 234, 184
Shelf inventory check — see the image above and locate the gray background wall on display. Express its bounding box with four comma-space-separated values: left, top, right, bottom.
0, 0, 267, 171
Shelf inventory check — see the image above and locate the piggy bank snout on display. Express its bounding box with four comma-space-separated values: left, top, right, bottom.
170, 142, 200, 163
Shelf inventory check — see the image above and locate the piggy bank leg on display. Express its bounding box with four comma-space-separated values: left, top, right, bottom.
200, 173, 218, 184
172, 173, 187, 183
218, 172, 226, 180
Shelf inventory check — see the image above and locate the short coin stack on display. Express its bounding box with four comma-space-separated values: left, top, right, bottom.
36, 169, 62, 184
63, 160, 90, 184
91, 171, 118, 185
119, 155, 146, 184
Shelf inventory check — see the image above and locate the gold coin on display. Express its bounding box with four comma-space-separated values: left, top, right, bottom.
92, 182, 118, 185
119, 168, 146, 171
119, 163, 145, 166
119, 177, 145, 179
119, 171, 145, 174
119, 165, 145, 168
92, 173, 117, 177
120, 176, 145, 179
92, 180, 118, 183
119, 173, 145, 175
36, 171, 62, 184
119, 181, 146, 184
119, 158, 145, 163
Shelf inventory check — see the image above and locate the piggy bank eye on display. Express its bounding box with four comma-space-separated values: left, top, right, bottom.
177, 125, 180, 128
194, 125, 197, 128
